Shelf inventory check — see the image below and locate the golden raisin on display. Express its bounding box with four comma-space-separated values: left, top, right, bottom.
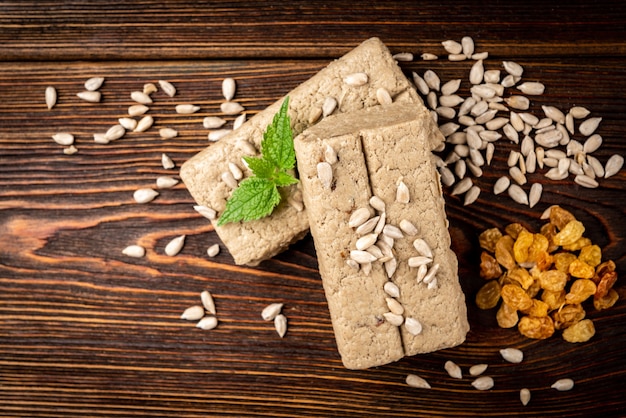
595, 271, 617, 299
568, 259, 595, 279
594, 288, 619, 311
549, 205, 576, 230
553, 220, 585, 246
505, 223, 528, 240
538, 270, 568, 292
526, 278, 542, 299
513, 230, 534, 264
518, 315, 555, 339
479, 227, 502, 253
522, 299, 550, 318
535, 250, 554, 271
541, 289, 566, 311
501, 284, 533, 311
553, 252, 577, 273
528, 234, 550, 264
562, 319, 595, 343
552, 303, 586, 330
507, 267, 534, 290
495, 235, 516, 271
475, 280, 502, 310
565, 279, 597, 304
562, 237, 592, 251
579, 245, 602, 268
496, 302, 519, 328
540, 222, 559, 253
593, 260, 616, 284
480, 251, 502, 280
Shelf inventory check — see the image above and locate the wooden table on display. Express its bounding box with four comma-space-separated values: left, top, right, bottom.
1, 1, 625, 416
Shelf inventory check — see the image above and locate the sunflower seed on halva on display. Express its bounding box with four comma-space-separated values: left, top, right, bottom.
404, 317, 423, 335
383, 312, 404, 326
164, 235, 185, 256
122, 244, 145, 258
200, 290, 216, 315
399, 219, 418, 236
344, 72, 368, 86
208, 129, 232, 142
317, 162, 333, 189
133, 188, 159, 204
196, 316, 218, 330
383, 281, 400, 298
45, 86, 57, 109
376, 87, 393, 105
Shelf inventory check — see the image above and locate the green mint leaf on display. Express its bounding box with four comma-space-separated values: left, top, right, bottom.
243, 155, 275, 179
261, 97, 295, 171
272, 170, 299, 187
217, 177, 281, 226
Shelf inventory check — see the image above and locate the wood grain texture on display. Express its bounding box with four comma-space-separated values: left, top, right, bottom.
1, 1, 625, 417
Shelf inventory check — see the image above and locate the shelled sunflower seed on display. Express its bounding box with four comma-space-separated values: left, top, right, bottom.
412, 37, 623, 208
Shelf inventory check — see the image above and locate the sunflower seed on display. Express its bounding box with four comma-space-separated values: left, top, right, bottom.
505, 95, 530, 110
361, 262, 373, 276
414, 263, 428, 284
316, 162, 333, 189
528, 183, 542, 208
423, 263, 440, 285
421, 53, 438, 61
221, 171, 238, 188
156, 176, 179, 189
206, 243, 220, 257
161, 153, 175, 169
143, 83, 157, 95
385, 297, 404, 315
63, 145, 78, 155
520, 388, 531, 406
383, 282, 400, 299
122, 244, 145, 258
84, 77, 104, 91
76, 90, 101, 103
464, 185, 481, 206
540, 106, 565, 125
93, 133, 108, 144
200, 290, 216, 315
355, 216, 379, 235
509, 166, 527, 185
45, 86, 57, 110
471, 376, 494, 391
483, 69, 500, 84
396, 181, 410, 203
519, 112, 539, 126
116, 117, 136, 131
350, 250, 378, 264
159, 127, 178, 140
392, 52, 413, 62
104, 124, 126, 141
158, 80, 176, 97
545, 166, 568, 180
500, 348, 524, 363
426, 91, 438, 110
582, 134, 602, 154
557, 157, 571, 175
196, 316, 218, 330
472, 51, 489, 60
131, 91, 152, 104
439, 166, 455, 187
517, 81, 545, 95
587, 155, 605, 178
471, 84, 497, 99
459, 36, 474, 57
348, 208, 371, 228
261, 303, 284, 321
423, 70, 440, 91
439, 94, 464, 108
551, 378, 574, 391
222, 78, 236, 101
503, 61, 524, 77
444, 360, 463, 379
486, 143, 495, 165
579, 160, 592, 177
382, 224, 403, 240
52, 133, 74, 146
128, 104, 149, 117
492, 176, 510, 196
406, 374, 431, 389
450, 177, 472, 196
405, 317, 423, 336
203, 116, 227, 129
322, 96, 337, 117
574, 174, 599, 188
273, 313, 288, 337
442, 39, 463, 54
176, 104, 200, 114
579, 117, 602, 136
220, 101, 244, 115
181, 305, 205, 321
344, 72, 368, 86
479, 130, 502, 142
535, 129, 562, 148
570, 106, 590, 119
455, 159, 467, 179
469, 364, 488, 376
355, 233, 377, 251
604, 154, 624, 178
408, 256, 433, 268
367, 196, 384, 212
565, 112, 575, 134
437, 106, 456, 120
469, 59, 484, 85
501, 74, 520, 88
508, 184, 528, 205
412, 72, 430, 95
134, 115, 153, 132
164, 235, 185, 256
208, 129, 232, 142
383, 312, 404, 326
441, 79, 461, 97
485, 117, 509, 131
133, 188, 159, 204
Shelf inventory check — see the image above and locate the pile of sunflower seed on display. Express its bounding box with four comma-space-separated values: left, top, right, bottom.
397, 36, 623, 207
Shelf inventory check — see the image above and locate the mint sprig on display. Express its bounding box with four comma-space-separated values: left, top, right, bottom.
217, 97, 298, 226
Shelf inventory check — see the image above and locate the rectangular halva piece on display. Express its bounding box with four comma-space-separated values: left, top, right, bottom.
180, 37, 421, 265
294, 102, 469, 369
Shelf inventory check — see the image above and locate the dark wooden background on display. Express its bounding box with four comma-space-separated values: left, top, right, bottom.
1, 1, 625, 417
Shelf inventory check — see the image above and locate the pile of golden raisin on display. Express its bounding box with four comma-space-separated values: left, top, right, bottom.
476, 205, 619, 343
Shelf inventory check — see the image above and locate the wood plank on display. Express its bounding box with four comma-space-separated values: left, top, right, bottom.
1, 1, 626, 60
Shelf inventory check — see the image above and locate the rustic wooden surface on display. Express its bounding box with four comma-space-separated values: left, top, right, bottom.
1, 1, 625, 417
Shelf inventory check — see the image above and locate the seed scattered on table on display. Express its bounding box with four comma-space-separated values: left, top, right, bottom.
469, 364, 488, 376
200, 290, 216, 315
222, 78, 236, 101
406, 374, 431, 389
500, 348, 524, 363
262, 303, 284, 321
274, 314, 287, 338
164, 235, 185, 256
45, 86, 57, 109
133, 188, 159, 204
196, 316, 218, 330
76, 90, 101, 103
122, 244, 145, 258
158, 80, 176, 97
520, 388, 531, 406
52, 133, 74, 146
161, 153, 175, 169
180, 305, 205, 321
551, 378, 574, 391
471, 376, 494, 390
206, 243, 220, 257
444, 360, 463, 379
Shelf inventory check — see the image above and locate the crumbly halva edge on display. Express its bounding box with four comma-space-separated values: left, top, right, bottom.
180, 37, 421, 265
295, 103, 469, 369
